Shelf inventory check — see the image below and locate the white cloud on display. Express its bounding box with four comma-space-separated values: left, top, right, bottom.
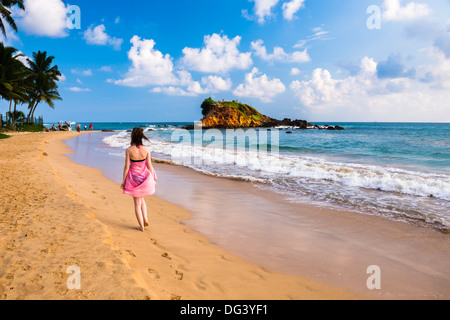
293, 26, 331, 49
289, 53, 450, 121
282, 0, 305, 21
15, 51, 30, 68
420, 46, 450, 89
251, 39, 311, 63
71, 69, 93, 77
69, 87, 91, 92
58, 74, 67, 82
0, 23, 20, 46
152, 86, 197, 97
233, 67, 286, 102
251, 0, 280, 24
181, 33, 252, 74
290, 67, 301, 75
115, 17, 120, 24
383, 0, 431, 21
202, 75, 233, 92
100, 66, 113, 72
116, 35, 233, 96
115, 36, 179, 87
290, 69, 341, 107
12, 0, 68, 38
84, 25, 123, 50
153, 75, 232, 97
290, 57, 380, 108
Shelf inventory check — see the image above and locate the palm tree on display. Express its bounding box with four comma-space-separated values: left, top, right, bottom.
9, 68, 31, 128
6, 108, 24, 124
0, 0, 25, 38
0, 42, 28, 125
0, 42, 18, 97
26, 51, 62, 124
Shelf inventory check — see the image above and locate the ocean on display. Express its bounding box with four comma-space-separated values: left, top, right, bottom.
59, 121, 450, 232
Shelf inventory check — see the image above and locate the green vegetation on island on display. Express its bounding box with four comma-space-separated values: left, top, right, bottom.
201, 97, 266, 122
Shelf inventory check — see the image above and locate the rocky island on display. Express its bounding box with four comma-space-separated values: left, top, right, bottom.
183, 98, 344, 130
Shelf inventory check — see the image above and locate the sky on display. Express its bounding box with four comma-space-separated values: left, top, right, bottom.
1, 0, 450, 123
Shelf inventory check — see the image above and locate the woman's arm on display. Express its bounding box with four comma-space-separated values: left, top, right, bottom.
121, 149, 130, 189
146, 148, 157, 183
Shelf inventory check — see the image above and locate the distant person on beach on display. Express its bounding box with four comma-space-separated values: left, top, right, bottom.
84, 125, 87, 131
121, 127, 158, 232
76, 124, 81, 132
89, 123, 93, 131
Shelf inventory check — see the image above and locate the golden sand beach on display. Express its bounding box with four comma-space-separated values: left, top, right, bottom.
0, 131, 365, 300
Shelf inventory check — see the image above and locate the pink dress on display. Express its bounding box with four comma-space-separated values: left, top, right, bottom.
123, 159, 157, 198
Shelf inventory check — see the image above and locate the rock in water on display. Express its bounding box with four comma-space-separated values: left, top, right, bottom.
199, 98, 310, 129
181, 98, 345, 131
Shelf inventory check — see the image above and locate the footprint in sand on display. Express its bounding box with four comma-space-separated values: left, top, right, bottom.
175, 270, 183, 280
5, 273, 14, 280
161, 252, 171, 260
31, 274, 42, 283
196, 278, 207, 291
22, 265, 31, 272
147, 269, 160, 280
170, 294, 181, 300
250, 271, 265, 280
220, 255, 231, 262
151, 239, 164, 250
6, 240, 16, 251
126, 250, 136, 258
57, 286, 69, 296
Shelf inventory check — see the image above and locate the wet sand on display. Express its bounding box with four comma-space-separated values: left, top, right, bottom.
0, 131, 363, 300
65, 132, 450, 299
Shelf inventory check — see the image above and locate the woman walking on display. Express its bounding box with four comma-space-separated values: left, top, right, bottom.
121, 128, 158, 232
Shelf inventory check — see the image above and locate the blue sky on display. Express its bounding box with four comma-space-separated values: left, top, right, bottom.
2, 0, 450, 123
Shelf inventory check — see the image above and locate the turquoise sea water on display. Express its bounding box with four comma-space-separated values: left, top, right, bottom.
59, 122, 450, 232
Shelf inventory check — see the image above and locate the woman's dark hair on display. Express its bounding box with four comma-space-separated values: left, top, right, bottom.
130, 127, 149, 147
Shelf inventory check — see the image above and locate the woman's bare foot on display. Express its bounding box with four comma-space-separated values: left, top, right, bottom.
137, 226, 145, 232
144, 220, 149, 227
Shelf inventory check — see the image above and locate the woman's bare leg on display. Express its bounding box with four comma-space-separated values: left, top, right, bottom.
133, 197, 145, 231
141, 198, 148, 226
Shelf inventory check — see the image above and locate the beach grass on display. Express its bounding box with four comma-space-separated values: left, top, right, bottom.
1, 124, 45, 133
18, 124, 45, 132
0, 133, 10, 139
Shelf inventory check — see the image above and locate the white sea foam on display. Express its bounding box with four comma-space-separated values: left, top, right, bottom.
103, 132, 450, 201
103, 132, 450, 230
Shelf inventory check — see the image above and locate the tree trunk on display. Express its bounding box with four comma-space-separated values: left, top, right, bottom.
12, 101, 17, 130
27, 100, 36, 124
8, 99, 13, 126
31, 102, 39, 124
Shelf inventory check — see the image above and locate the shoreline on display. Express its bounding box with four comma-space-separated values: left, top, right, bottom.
0, 131, 365, 300
64, 132, 450, 299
